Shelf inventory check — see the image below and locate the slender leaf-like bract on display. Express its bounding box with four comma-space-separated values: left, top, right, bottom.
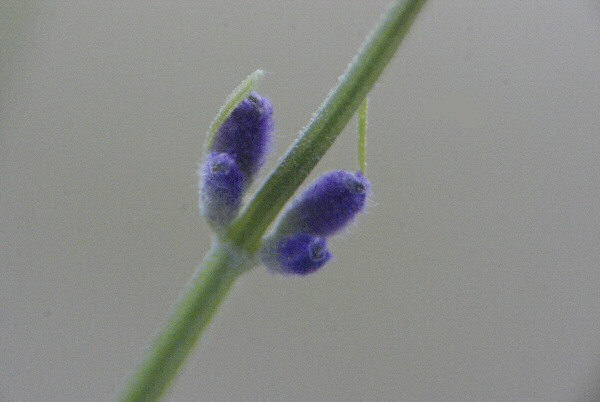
121, 1, 427, 400
357, 98, 368, 174
204, 69, 265, 151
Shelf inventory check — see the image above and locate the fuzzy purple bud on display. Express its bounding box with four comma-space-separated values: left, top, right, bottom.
262, 234, 332, 276
199, 152, 245, 226
276, 171, 370, 237
210, 91, 274, 180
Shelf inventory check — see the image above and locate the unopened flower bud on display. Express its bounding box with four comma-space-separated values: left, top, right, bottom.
262, 234, 332, 276
199, 152, 245, 226
210, 91, 274, 181
275, 170, 370, 237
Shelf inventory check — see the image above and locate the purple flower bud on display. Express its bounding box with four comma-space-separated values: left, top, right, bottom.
262, 234, 332, 276
276, 170, 370, 237
210, 91, 274, 180
199, 152, 245, 226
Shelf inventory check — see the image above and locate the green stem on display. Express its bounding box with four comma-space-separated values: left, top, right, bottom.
120, 243, 252, 401
227, 0, 427, 253
121, 0, 426, 399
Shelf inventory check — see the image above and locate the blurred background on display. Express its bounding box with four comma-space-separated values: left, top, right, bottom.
2, 1, 599, 401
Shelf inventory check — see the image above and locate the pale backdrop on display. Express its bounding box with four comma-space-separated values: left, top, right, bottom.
2, 1, 600, 401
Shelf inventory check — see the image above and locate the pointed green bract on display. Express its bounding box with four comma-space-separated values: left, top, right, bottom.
204, 69, 265, 151
357, 98, 368, 174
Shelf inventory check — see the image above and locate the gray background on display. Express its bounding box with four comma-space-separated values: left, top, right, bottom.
2, 1, 599, 401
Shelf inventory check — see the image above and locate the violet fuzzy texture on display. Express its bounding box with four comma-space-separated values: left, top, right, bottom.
200, 91, 274, 227
199, 152, 245, 227
262, 234, 332, 276
276, 170, 370, 237
261, 170, 369, 275
210, 91, 274, 180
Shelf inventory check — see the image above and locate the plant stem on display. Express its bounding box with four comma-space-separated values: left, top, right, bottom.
228, 0, 427, 253
121, 0, 427, 399
120, 243, 252, 401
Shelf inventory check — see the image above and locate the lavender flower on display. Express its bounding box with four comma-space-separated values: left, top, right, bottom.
262, 234, 332, 275
200, 91, 274, 227
261, 170, 369, 275
210, 91, 274, 180
199, 152, 245, 226
275, 170, 370, 237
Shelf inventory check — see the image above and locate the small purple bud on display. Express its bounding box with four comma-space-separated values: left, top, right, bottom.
262, 234, 332, 275
210, 91, 274, 180
199, 152, 245, 226
276, 171, 370, 237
